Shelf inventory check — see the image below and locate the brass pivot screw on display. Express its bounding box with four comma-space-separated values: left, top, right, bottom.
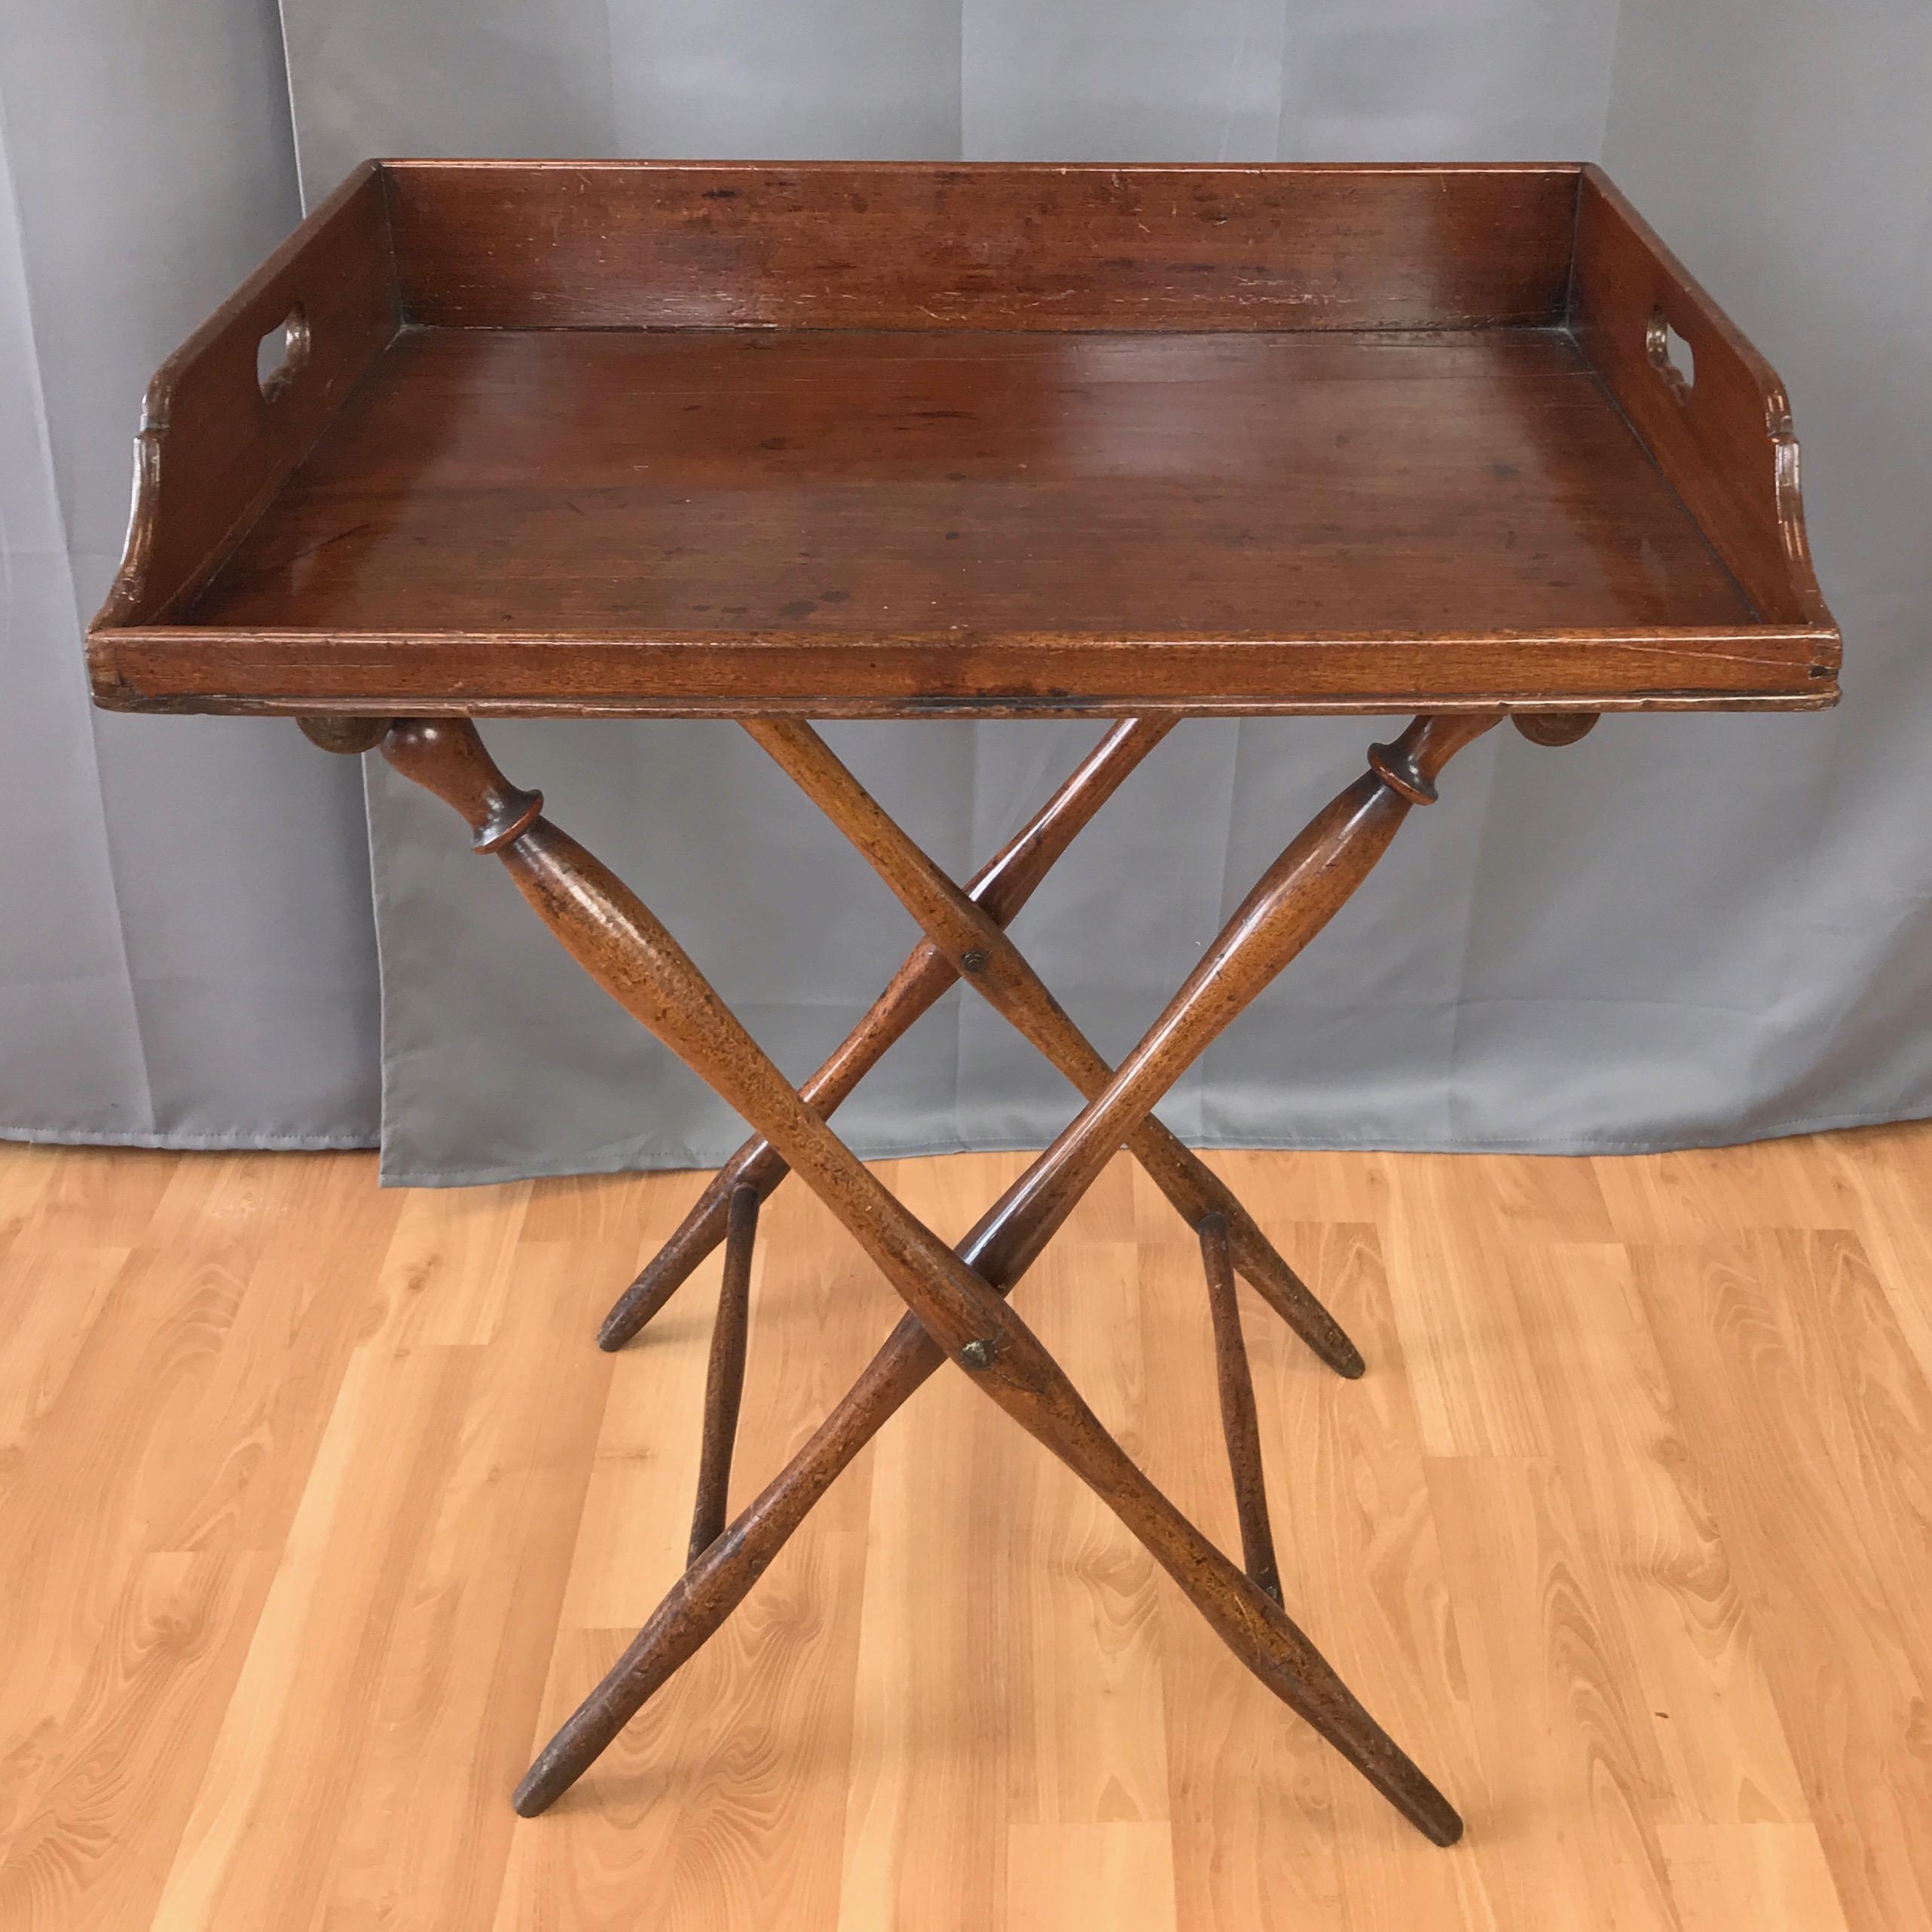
960, 948, 989, 973
960, 1338, 997, 1370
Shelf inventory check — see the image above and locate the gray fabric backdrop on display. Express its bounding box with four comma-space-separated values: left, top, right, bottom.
5, 3, 1928, 1179
0, 0, 381, 1149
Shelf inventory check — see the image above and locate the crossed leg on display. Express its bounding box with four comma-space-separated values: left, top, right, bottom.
601, 717, 1353, 1373
379, 710, 1499, 1845
742, 715, 1361, 1375
599, 718, 1170, 1347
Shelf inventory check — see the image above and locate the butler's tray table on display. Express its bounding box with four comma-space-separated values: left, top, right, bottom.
88, 160, 1839, 1843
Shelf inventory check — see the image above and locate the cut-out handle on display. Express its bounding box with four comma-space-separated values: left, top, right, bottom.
1645, 307, 1695, 399
255, 304, 310, 400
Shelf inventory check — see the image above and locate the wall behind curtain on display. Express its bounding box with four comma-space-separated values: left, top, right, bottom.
275, 0, 1931, 1184
0, 0, 381, 1148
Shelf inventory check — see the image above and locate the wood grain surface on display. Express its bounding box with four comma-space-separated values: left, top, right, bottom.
1570, 167, 1833, 631
2, 1125, 1927, 1928
382, 160, 1582, 334
188, 328, 1751, 640
100, 326, 1820, 717
87, 160, 1839, 717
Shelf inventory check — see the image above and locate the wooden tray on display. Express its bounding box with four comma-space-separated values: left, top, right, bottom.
87, 160, 1839, 720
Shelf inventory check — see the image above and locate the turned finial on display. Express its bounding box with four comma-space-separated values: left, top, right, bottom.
298, 714, 392, 756
1367, 712, 1502, 805
381, 718, 545, 854
1512, 712, 1600, 747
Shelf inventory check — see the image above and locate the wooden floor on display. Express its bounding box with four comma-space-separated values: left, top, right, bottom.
3, 1125, 1931, 1930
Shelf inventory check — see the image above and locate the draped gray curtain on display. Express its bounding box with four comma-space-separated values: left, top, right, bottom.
6, 1, 1929, 1178
0, 0, 379, 1148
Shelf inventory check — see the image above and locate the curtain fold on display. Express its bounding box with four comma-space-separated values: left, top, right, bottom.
0, 0, 381, 1148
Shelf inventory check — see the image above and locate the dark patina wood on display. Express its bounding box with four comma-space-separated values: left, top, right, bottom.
687, 1185, 759, 1566
742, 715, 1362, 1378
384, 160, 1582, 333
91, 163, 397, 634
378, 712, 1494, 1842
1570, 169, 1833, 636
598, 716, 1173, 1350
1513, 712, 1600, 747
88, 161, 1836, 717
296, 713, 392, 756
1199, 1212, 1283, 1604
89, 159, 1839, 1857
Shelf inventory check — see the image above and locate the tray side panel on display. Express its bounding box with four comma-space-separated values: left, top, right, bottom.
92, 163, 401, 631
384, 160, 1581, 332
88, 628, 1834, 719
173, 326, 1758, 642
1569, 167, 1836, 647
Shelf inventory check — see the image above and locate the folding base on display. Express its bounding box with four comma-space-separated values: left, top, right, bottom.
305, 704, 1595, 1847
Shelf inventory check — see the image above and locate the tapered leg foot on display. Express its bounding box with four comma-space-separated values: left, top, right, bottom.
1200, 1212, 1285, 1603
598, 1173, 743, 1350
686, 1186, 759, 1561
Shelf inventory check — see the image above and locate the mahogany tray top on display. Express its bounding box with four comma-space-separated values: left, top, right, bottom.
87, 160, 1838, 719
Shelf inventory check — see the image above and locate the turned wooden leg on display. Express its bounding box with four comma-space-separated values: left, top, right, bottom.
509, 716, 1496, 1838
687, 1185, 758, 1564
599, 717, 1335, 1366
744, 716, 1362, 1377
1200, 1212, 1282, 1603
382, 713, 1493, 1845
599, 718, 1172, 1350
601, 714, 1342, 1368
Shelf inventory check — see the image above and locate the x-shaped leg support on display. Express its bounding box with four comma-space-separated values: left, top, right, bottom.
377, 709, 1500, 1845
598, 716, 1356, 1376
